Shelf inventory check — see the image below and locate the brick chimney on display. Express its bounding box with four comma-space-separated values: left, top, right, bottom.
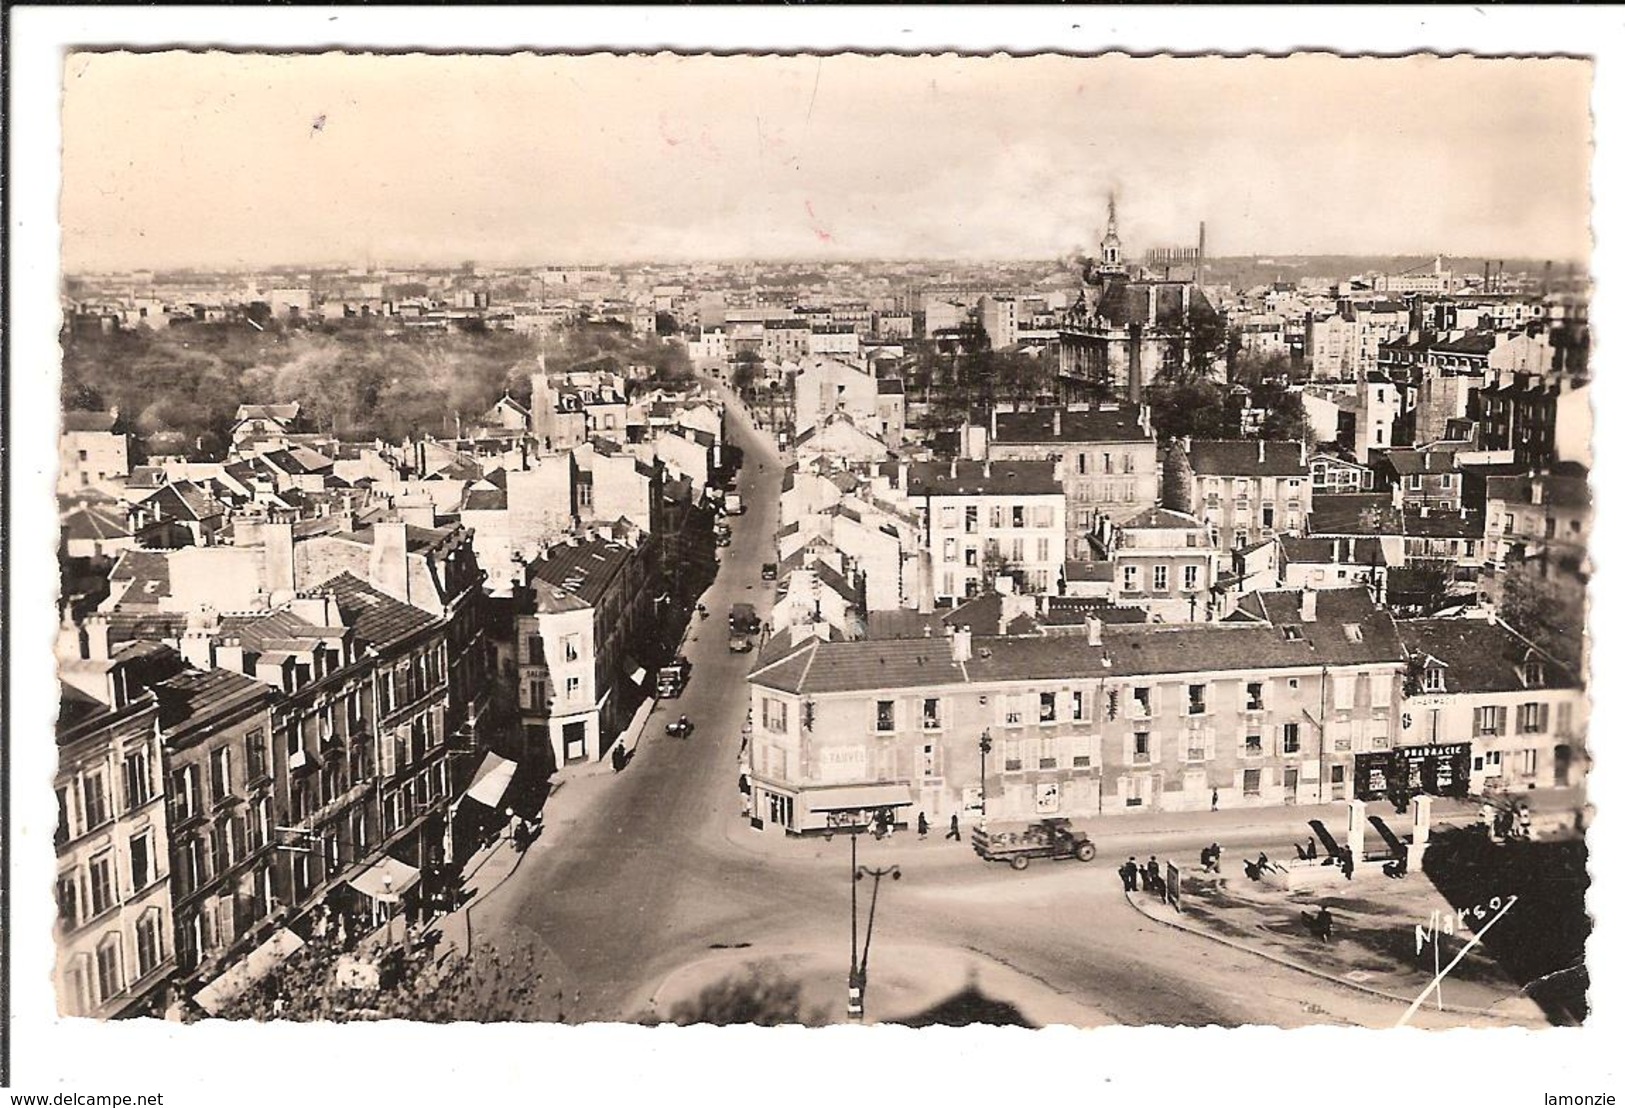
369, 520, 411, 604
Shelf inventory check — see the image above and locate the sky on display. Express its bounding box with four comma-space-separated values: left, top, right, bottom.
60, 51, 1593, 271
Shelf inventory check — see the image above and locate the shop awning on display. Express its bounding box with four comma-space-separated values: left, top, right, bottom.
464, 751, 519, 809
804, 784, 914, 812
625, 660, 648, 686
191, 927, 305, 1014
347, 856, 421, 904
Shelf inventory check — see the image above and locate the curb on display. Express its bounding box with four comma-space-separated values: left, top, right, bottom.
1120, 889, 1532, 1023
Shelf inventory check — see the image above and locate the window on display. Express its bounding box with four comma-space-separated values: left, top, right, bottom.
1475, 706, 1507, 737
565, 676, 582, 701
1122, 565, 1141, 593
965, 506, 978, 533
1035, 537, 1049, 564
209, 747, 233, 805
875, 700, 895, 732
57, 785, 73, 845
1409, 475, 1423, 491
129, 831, 151, 891
763, 698, 788, 734
1003, 740, 1024, 772
944, 537, 958, 562
1033, 506, 1055, 528
1556, 701, 1574, 736
1245, 681, 1265, 711
1186, 733, 1208, 761
89, 853, 116, 917
1132, 687, 1152, 718
1243, 768, 1262, 797
1003, 695, 1023, 726
253, 797, 272, 852
1009, 538, 1025, 563
1038, 692, 1057, 723
1104, 453, 1115, 475
1518, 702, 1550, 734
1071, 689, 1089, 723
1523, 660, 1546, 688
1244, 733, 1263, 756
990, 505, 1005, 529
246, 728, 268, 782
1153, 565, 1169, 592
1183, 565, 1199, 591
1187, 685, 1207, 716
1077, 454, 1089, 474
921, 698, 941, 730
57, 872, 79, 930
964, 547, 978, 568
1123, 453, 1135, 474
123, 750, 151, 810
1012, 505, 1026, 529
1132, 730, 1151, 764
96, 938, 123, 1004
940, 507, 959, 530
1038, 736, 1058, 769
1441, 474, 1453, 490
1518, 750, 1538, 776
1282, 722, 1301, 755
1423, 666, 1446, 693
1070, 738, 1094, 769
562, 634, 581, 662
528, 679, 547, 711
82, 771, 109, 831
1262, 506, 1275, 529
918, 744, 939, 778
526, 634, 546, 665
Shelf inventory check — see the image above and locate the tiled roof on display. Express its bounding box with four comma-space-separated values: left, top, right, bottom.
908, 460, 1061, 498
529, 537, 636, 606
1310, 494, 1403, 536
61, 503, 131, 542
749, 636, 965, 695
1432, 331, 1496, 356
1377, 447, 1462, 476
145, 479, 228, 522
108, 549, 172, 599
1185, 440, 1308, 477
1279, 536, 1387, 567
461, 487, 508, 512
1120, 506, 1204, 530
321, 571, 437, 649
1483, 474, 1591, 511
1398, 617, 1579, 694
1403, 509, 1484, 539
990, 406, 1153, 445
263, 446, 334, 475
218, 608, 334, 653
348, 523, 463, 559
154, 667, 274, 730
1092, 279, 1220, 329
102, 610, 188, 645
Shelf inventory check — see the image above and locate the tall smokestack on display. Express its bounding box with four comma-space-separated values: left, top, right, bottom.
1197, 221, 1207, 285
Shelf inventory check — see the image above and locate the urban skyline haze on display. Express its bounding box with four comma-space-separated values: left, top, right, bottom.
61, 52, 1592, 271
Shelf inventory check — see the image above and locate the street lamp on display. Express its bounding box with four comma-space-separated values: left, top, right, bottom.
845, 831, 901, 1023
978, 729, 993, 829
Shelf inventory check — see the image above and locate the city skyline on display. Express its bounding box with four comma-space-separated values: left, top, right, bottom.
61, 52, 1592, 271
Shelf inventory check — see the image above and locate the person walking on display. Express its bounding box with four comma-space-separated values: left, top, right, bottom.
1146, 855, 1162, 890
946, 813, 962, 842
917, 811, 930, 839
1119, 858, 1139, 893
1211, 788, 1219, 812
1313, 905, 1335, 943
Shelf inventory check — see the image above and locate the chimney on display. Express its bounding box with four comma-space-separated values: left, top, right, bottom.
949, 459, 959, 480
180, 609, 217, 670
1052, 410, 1062, 437
369, 520, 411, 604
990, 408, 998, 441
1086, 614, 1103, 647
84, 613, 112, 661
1257, 439, 1266, 464
950, 624, 972, 663
982, 460, 991, 479
1299, 440, 1308, 468
1300, 588, 1318, 622
264, 521, 296, 599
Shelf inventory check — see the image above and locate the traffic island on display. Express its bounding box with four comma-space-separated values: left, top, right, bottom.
1126, 869, 1549, 1025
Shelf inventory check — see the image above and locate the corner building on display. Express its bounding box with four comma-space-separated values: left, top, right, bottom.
746, 587, 1404, 833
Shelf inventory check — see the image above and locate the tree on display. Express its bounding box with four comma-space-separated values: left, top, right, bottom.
1255, 385, 1315, 445
209, 937, 543, 1023
1145, 379, 1227, 442
1497, 564, 1585, 672
655, 964, 828, 1027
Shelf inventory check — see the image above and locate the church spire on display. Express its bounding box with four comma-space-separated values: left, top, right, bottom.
1099, 191, 1125, 276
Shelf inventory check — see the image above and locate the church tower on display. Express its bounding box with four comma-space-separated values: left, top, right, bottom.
1098, 193, 1126, 277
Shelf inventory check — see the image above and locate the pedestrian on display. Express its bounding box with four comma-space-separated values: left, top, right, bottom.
917, 812, 930, 839
1146, 855, 1162, 888
1118, 858, 1139, 893
1305, 836, 1318, 860
946, 813, 962, 842
1201, 843, 1223, 874
1211, 788, 1219, 812
1517, 803, 1533, 840
1313, 905, 1335, 942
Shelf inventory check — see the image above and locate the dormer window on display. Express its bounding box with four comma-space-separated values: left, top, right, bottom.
1423, 666, 1446, 693
1523, 659, 1546, 689
1282, 625, 1304, 642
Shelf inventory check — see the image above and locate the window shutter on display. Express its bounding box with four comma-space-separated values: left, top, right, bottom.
1496, 706, 1508, 735
1351, 719, 1366, 751
1023, 738, 1041, 768
378, 729, 397, 777
1370, 672, 1392, 709
1333, 676, 1355, 710
1150, 685, 1162, 717
1538, 703, 1551, 732
1149, 731, 1162, 764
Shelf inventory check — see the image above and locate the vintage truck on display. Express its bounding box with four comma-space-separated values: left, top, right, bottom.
971, 817, 1097, 870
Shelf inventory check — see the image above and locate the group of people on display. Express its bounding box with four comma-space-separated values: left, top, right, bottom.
867, 810, 962, 841
1483, 799, 1535, 841
1118, 855, 1167, 896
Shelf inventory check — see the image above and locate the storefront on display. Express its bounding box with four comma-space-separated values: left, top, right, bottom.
792, 783, 915, 835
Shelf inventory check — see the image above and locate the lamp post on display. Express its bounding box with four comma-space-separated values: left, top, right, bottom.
978, 729, 993, 829
844, 830, 901, 1023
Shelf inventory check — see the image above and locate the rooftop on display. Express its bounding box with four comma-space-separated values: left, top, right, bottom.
321, 571, 438, 650
989, 405, 1153, 445
1398, 617, 1580, 694
908, 460, 1062, 498
529, 537, 638, 607
1185, 440, 1309, 477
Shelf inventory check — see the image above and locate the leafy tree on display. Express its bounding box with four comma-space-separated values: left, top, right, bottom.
1145, 379, 1227, 442
656, 964, 828, 1027
209, 937, 543, 1023
1497, 565, 1586, 672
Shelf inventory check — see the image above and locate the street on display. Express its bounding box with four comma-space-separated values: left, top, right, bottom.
472, 385, 1511, 1029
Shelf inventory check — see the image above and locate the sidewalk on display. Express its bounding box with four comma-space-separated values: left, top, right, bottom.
1124, 871, 1551, 1026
